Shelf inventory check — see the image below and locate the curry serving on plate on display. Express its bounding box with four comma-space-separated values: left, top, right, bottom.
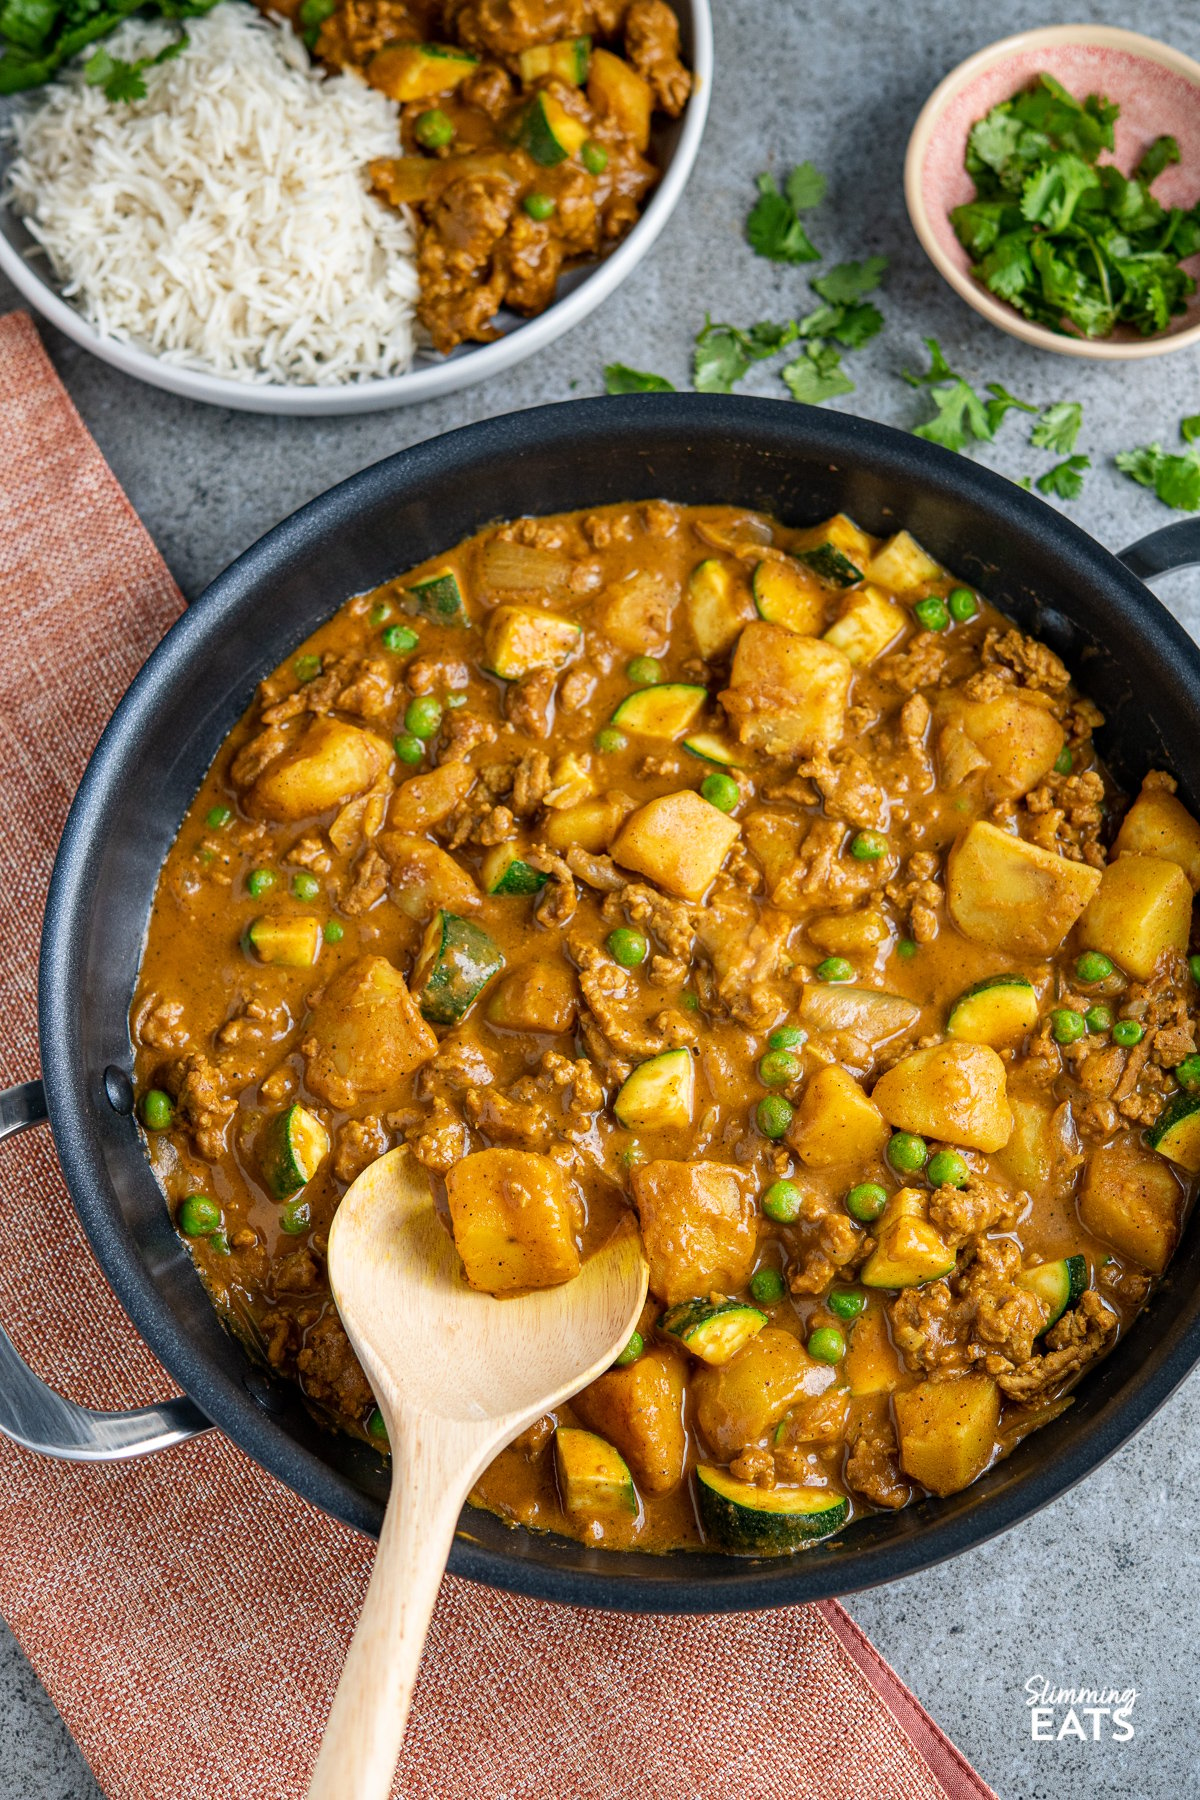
131, 500, 1200, 1555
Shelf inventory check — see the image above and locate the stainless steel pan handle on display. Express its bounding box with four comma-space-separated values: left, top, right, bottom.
0, 1078, 211, 1461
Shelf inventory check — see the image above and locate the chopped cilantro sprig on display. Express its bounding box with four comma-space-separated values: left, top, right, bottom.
745, 162, 826, 263
603, 364, 674, 394
1116, 421, 1200, 511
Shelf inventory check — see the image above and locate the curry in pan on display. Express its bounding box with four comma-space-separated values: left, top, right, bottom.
131, 501, 1199, 1554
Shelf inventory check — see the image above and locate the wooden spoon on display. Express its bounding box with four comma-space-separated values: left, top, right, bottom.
306, 1146, 648, 1800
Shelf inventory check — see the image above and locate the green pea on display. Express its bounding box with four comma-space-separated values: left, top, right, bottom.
767, 1026, 806, 1052
414, 107, 454, 150
178, 1193, 220, 1237
208, 1229, 232, 1256
701, 772, 740, 813
1051, 1007, 1086, 1045
1054, 747, 1073, 776
614, 1330, 644, 1366
679, 991, 700, 1011
1190, 954, 1200, 986
323, 921, 345, 944
1175, 1054, 1200, 1092
595, 725, 628, 754
1076, 951, 1114, 984
762, 1179, 802, 1223
815, 956, 853, 983
206, 805, 232, 829
405, 696, 443, 740
914, 596, 949, 632
927, 1149, 969, 1189
140, 1088, 174, 1131
626, 655, 662, 685
850, 830, 888, 861
246, 868, 275, 898
280, 1198, 310, 1235
293, 653, 322, 683
897, 939, 918, 959
291, 872, 319, 901
947, 586, 978, 622
758, 1049, 801, 1088
845, 1181, 888, 1222
608, 927, 647, 968
368, 600, 392, 626
749, 1267, 786, 1306
367, 1407, 389, 1445
807, 1325, 846, 1364
1112, 1019, 1144, 1047
581, 138, 608, 174
382, 624, 419, 653
828, 1289, 866, 1321
887, 1131, 928, 1174
394, 731, 425, 765
1085, 1004, 1113, 1034
523, 191, 556, 220
756, 1095, 794, 1140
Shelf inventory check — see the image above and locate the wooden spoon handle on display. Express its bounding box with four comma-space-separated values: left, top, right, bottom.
307, 1441, 465, 1800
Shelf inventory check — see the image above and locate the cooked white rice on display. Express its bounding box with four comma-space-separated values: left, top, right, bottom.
4, 6, 419, 384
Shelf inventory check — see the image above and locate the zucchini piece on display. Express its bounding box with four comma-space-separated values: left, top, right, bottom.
554, 1425, 637, 1516
246, 914, 322, 968
686, 558, 749, 659
862, 530, 943, 595
822, 584, 906, 667
791, 513, 874, 585
367, 41, 479, 102
483, 605, 581, 679
587, 46, 651, 151
946, 973, 1039, 1048
659, 1296, 766, 1366
407, 568, 463, 623
1017, 1256, 1087, 1333
480, 841, 547, 897
695, 1465, 849, 1553
1147, 1091, 1200, 1175
682, 732, 743, 767
412, 910, 504, 1024
518, 35, 590, 85
614, 1047, 694, 1130
611, 683, 708, 740
517, 90, 589, 165
860, 1191, 956, 1290
796, 543, 863, 587
259, 1104, 330, 1200
752, 558, 826, 636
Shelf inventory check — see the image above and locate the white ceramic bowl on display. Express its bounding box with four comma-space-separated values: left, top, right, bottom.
905, 24, 1200, 361
0, 0, 711, 414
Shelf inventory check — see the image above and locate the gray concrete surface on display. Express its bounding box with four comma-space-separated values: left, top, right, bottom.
2, 0, 1200, 1794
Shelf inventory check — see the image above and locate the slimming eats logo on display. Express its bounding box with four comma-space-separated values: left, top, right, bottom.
1025, 1676, 1137, 1741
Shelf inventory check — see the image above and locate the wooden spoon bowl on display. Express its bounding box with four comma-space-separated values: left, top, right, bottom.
306, 1147, 648, 1800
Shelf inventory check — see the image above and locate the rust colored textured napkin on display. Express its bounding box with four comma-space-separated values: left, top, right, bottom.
0, 309, 997, 1800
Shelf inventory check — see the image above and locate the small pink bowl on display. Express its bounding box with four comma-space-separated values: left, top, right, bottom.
905, 25, 1200, 360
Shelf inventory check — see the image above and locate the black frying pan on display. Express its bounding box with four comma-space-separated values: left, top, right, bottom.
4, 394, 1200, 1612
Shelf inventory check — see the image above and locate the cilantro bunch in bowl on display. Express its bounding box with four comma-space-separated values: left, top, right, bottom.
951, 72, 1200, 340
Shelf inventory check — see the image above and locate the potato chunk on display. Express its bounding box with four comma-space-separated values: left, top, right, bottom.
722, 622, 853, 757
1077, 854, 1192, 980
693, 1328, 834, 1460
611, 790, 740, 900
302, 955, 437, 1107
486, 960, 578, 1033
862, 530, 943, 594
246, 718, 387, 822
542, 792, 636, 853
1080, 1135, 1180, 1274
445, 1148, 582, 1294
822, 585, 906, 667
630, 1159, 757, 1305
600, 570, 674, 652
1114, 779, 1200, 890
946, 821, 1101, 956
572, 1345, 686, 1493
376, 832, 480, 919
894, 1374, 1000, 1496
387, 760, 475, 834
935, 690, 1064, 800
872, 1041, 1013, 1152
788, 1065, 890, 1168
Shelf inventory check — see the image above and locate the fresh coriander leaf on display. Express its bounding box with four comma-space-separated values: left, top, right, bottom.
984, 381, 1037, 431
1030, 400, 1084, 454
830, 301, 883, 348
100, 56, 148, 99
1036, 454, 1090, 499
746, 170, 820, 264
744, 319, 800, 357
976, 231, 1036, 306
1115, 442, 1200, 511
691, 316, 799, 393
84, 29, 186, 100
1015, 475, 1034, 491
1182, 415, 1200, 445
1020, 150, 1099, 232
1115, 444, 1164, 489
902, 336, 958, 387
0, 0, 60, 51
604, 363, 674, 394
785, 161, 827, 213
781, 343, 854, 405
950, 199, 1022, 256
913, 379, 993, 453
811, 255, 888, 305
1137, 135, 1180, 185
